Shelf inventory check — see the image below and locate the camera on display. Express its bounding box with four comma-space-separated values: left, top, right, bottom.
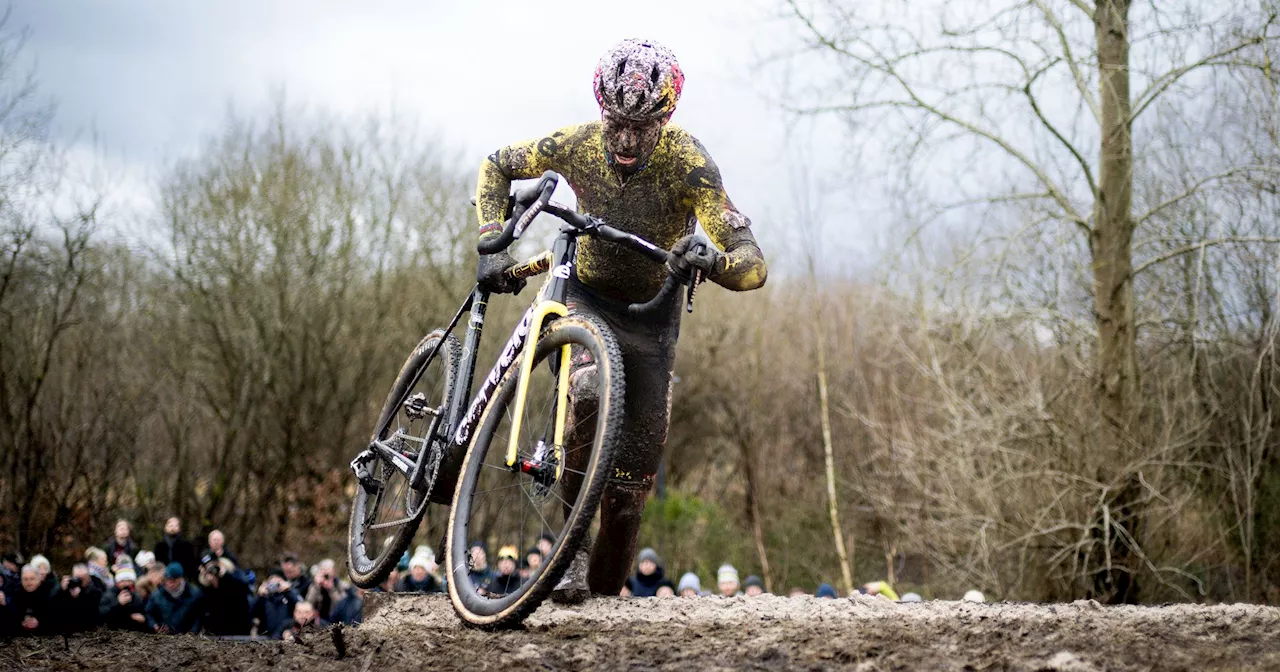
67, 576, 83, 590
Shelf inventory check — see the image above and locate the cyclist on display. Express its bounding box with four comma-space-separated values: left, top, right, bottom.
474, 38, 767, 601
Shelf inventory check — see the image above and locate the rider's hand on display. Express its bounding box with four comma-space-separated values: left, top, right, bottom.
477, 250, 527, 295
668, 234, 722, 281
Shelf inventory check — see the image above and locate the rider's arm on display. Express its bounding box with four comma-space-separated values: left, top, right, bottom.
475, 126, 578, 240
683, 139, 768, 291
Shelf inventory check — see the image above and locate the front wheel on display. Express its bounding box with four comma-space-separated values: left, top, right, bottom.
446, 314, 624, 628
348, 329, 460, 589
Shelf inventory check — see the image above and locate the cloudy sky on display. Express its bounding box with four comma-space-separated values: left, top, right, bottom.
11, 0, 869, 262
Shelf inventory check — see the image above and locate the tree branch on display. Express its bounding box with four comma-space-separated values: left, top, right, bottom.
1133, 237, 1280, 277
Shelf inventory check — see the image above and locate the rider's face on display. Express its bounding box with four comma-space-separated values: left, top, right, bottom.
601, 110, 664, 173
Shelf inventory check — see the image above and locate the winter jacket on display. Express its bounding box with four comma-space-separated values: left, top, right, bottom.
103, 537, 140, 564
201, 572, 253, 636
486, 572, 522, 596
394, 573, 443, 594
249, 587, 299, 639
52, 581, 104, 633
100, 586, 151, 633
627, 566, 667, 597
9, 583, 59, 635
154, 535, 199, 579
330, 587, 364, 625
304, 582, 343, 620
146, 582, 204, 634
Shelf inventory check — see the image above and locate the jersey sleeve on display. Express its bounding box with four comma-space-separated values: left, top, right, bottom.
475, 125, 578, 241
683, 138, 768, 291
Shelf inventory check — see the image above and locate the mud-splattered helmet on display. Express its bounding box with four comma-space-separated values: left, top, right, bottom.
593, 38, 684, 122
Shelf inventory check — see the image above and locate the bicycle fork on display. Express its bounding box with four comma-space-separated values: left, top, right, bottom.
507, 300, 572, 485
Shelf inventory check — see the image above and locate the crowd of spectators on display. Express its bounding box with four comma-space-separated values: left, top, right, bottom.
2, 520, 977, 639
1, 518, 364, 639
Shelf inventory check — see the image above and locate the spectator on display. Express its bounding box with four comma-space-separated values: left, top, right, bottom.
536, 533, 555, 559
134, 576, 157, 606
85, 547, 114, 591
520, 547, 542, 581
743, 575, 766, 597
250, 569, 299, 639
146, 562, 203, 634
655, 578, 676, 598
134, 550, 159, 576
716, 564, 741, 597
29, 554, 57, 594
306, 561, 344, 617
0, 552, 19, 617
53, 563, 104, 633
466, 541, 493, 590
815, 583, 837, 598
396, 551, 442, 594
199, 557, 252, 636
111, 552, 135, 576
861, 580, 899, 600
154, 517, 199, 580
900, 592, 923, 602
11, 564, 58, 635
201, 529, 240, 567
626, 547, 666, 598
279, 552, 312, 598
485, 546, 522, 596
963, 590, 985, 603
787, 586, 806, 597
100, 566, 151, 632
330, 584, 365, 626
677, 572, 701, 597
281, 600, 327, 642
103, 519, 140, 564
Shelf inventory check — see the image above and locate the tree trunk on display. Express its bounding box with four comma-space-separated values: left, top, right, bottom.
816, 332, 854, 595
1091, 0, 1141, 603
740, 437, 773, 593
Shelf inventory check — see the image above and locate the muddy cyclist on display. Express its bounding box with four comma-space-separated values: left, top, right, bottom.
474, 37, 768, 602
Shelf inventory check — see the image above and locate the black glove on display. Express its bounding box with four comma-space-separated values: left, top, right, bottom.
477, 250, 526, 295
668, 234, 722, 281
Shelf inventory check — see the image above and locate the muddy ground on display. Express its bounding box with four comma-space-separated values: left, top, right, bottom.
4, 593, 1279, 671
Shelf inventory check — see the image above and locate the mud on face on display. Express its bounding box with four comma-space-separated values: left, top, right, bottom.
601, 111, 664, 173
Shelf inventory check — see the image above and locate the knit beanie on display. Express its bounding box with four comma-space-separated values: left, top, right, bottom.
677, 572, 702, 594
716, 564, 739, 587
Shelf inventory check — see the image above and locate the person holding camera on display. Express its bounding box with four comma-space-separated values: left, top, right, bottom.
250, 568, 299, 639
145, 562, 203, 634
304, 565, 342, 621
53, 563, 104, 633
199, 556, 251, 636
100, 566, 150, 632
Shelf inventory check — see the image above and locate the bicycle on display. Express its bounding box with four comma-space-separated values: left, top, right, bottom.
346, 170, 706, 628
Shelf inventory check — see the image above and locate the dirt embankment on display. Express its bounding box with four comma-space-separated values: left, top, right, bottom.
5, 594, 1280, 671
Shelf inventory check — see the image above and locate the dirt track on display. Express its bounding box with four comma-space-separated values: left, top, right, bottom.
5, 593, 1280, 671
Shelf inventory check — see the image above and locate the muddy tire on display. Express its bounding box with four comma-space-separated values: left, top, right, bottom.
446, 315, 623, 629
348, 330, 460, 589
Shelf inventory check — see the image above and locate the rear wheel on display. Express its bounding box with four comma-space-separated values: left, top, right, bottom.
348, 330, 460, 589
446, 315, 623, 628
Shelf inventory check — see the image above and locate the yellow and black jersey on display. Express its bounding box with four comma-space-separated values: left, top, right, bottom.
475, 121, 766, 304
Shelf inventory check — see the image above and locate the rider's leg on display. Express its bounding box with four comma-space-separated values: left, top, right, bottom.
585, 309, 678, 595
555, 278, 680, 598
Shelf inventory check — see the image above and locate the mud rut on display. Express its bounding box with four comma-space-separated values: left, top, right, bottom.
5, 593, 1279, 671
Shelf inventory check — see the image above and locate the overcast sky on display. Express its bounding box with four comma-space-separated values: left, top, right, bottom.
11, 0, 870, 263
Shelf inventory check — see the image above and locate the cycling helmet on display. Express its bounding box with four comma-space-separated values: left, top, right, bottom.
593, 38, 684, 122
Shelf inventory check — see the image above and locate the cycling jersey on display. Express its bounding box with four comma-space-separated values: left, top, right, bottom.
475, 121, 766, 303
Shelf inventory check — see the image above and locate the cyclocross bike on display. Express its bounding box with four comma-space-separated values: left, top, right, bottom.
346, 170, 706, 628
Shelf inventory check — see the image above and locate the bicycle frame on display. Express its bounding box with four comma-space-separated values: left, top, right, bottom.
368, 226, 581, 487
